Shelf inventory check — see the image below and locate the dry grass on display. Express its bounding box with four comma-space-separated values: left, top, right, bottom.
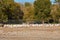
0, 26, 60, 40
0, 26, 60, 32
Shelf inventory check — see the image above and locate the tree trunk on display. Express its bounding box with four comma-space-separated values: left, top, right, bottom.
2, 21, 4, 27
59, 18, 60, 23
42, 20, 44, 24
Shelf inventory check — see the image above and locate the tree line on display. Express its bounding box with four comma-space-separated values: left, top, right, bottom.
0, 0, 24, 24
0, 0, 60, 24
23, 0, 60, 24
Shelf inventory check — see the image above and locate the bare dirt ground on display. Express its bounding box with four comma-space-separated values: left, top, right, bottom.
0, 26, 60, 40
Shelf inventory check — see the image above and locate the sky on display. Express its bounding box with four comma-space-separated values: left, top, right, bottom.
50, 0, 55, 4
14, 0, 35, 3
14, 0, 55, 4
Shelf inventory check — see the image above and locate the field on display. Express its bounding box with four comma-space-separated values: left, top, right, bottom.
0, 26, 60, 40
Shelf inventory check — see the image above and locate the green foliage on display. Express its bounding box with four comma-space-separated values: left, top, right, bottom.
0, 10, 8, 23
0, 0, 24, 23
23, 2, 34, 23
55, 0, 60, 2
0, 0, 60, 24
34, 0, 51, 23
51, 4, 60, 23
25, 2, 31, 7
